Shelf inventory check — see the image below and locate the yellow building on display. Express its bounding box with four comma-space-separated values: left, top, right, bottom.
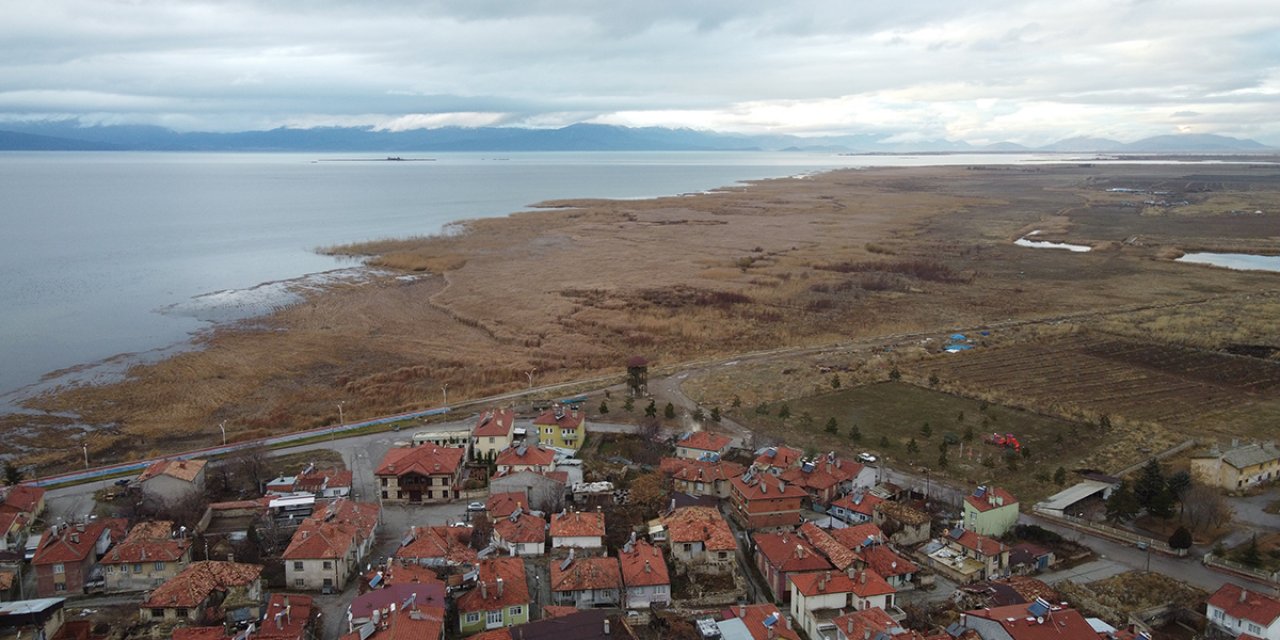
532, 404, 585, 450
1191, 442, 1280, 490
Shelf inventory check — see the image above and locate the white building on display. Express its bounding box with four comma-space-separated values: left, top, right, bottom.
1207, 583, 1280, 640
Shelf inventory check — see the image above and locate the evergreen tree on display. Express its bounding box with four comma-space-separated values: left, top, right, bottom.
799, 412, 814, 429
663, 402, 676, 420
731, 395, 742, 408
1241, 535, 1263, 567
824, 417, 838, 434
906, 438, 920, 454
831, 374, 842, 389
1053, 466, 1068, 486
1168, 526, 1193, 551
963, 425, 974, 442
778, 404, 791, 420
4, 462, 23, 486
938, 449, 949, 469
928, 372, 940, 386
849, 425, 862, 441
710, 406, 721, 422
920, 422, 932, 438
644, 400, 657, 418
1134, 458, 1167, 511
889, 367, 901, 381
599, 400, 609, 415
1105, 480, 1139, 523
879, 435, 890, 448
755, 403, 770, 415
1166, 470, 1192, 500
623, 397, 634, 412
692, 407, 705, 423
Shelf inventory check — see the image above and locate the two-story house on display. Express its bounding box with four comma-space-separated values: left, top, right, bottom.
859, 545, 919, 590
550, 511, 604, 550
729, 473, 806, 530
496, 446, 557, 477
926, 527, 1009, 583
395, 525, 478, 567
962, 486, 1019, 537
139, 561, 263, 625
660, 458, 745, 499
1206, 583, 1280, 640
959, 601, 1099, 640
779, 457, 865, 506
533, 405, 585, 450
1192, 443, 1280, 490
0, 485, 45, 555
829, 491, 883, 525
716, 604, 801, 640
32, 519, 125, 597
754, 531, 832, 602
796, 523, 858, 571
136, 459, 207, 507
550, 554, 621, 608
675, 431, 733, 461
100, 520, 192, 591
659, 506, 736, 575
834, 608, 927, 640
619, 541, 670, 610
376, 446, 465, 504
282, 499, 380, 592
492, 511, 547, 557
873, 502, 931, 546
754, 446, 804, 475
457, 558, 530, 635
790, 569, 897, 640
473, 409, 519, 461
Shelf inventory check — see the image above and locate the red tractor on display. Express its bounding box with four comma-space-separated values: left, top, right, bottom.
985, 432, 1022, 452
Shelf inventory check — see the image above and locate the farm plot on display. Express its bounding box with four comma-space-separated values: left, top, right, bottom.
920, 334, 1280, 438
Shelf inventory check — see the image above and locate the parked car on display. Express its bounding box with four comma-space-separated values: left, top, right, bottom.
467, 501, 486, 512
857, 452, 878, 464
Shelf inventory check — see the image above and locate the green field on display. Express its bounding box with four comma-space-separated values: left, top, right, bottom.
734, 382, 1099, 502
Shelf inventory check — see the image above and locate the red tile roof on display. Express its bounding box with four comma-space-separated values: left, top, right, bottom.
721, 604, 801, 640
732, 474, 808, 501
103, 520, 191, 564
831, 523, 886, 550
282, 500, 380, 561
172, 628, 230, 640
533, 405, 585, 430
790, 569, 893, 598
619, 541, 669, 588
138, 459, 207, 483
797, 522, 858, 570
254, 593, 314, 640
754, 446, 804, 470
834, 608, 925, 640
964, 604, 1097, 640
376, 446, 465, 477
679, 431, 733, 453
471, 631, 513, 640
952, 529, 1008, 558
1208, 583, 1280, 628
353, 582, 446, 621
830, 492, 882, 517
667, 459, 746, 484
1, 485, 45, 513
964, 487, 1019, 513
475, 409, 517, 437
367, 606, 446, 640
383, 561, 446, 587
395, 526, 478, 565
33, 521, 114, 565
497, 445, 556, 469
143, 561, 262, 608
487, 492, 528, 518
860, 545, 919, 578
661, 506, 736, 551
296, 468, 352, 493
753, 532, 832, 574
494, 512, 548, 544
540, 606, 579, 619
550, 511, 605, 539
457, 558, 530, 613
0, 510, 29, 537
551, 556, 621, 593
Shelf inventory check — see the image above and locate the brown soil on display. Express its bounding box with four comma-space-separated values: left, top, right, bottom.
8, 163, 1280, 470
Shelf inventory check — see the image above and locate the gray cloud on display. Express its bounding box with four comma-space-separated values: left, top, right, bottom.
0, 0, 1277, 144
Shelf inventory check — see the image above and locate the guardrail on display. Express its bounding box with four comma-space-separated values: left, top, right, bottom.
27, 406, 452, 488
1031, 507, 1182, 556
1202, 553, 1280, 585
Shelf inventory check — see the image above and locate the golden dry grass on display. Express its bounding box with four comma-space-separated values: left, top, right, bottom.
10, 163, 1280, 470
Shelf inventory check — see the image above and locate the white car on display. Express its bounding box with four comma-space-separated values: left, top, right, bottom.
857, 452, 878, 464
467, 501, 486, 512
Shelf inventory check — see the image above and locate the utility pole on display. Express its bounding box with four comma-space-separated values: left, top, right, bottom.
82, 443, 89, 469
217, 420, 227, 446
334, 401, 345, 442
525, 369, 537, 389
442, 384, 449, 406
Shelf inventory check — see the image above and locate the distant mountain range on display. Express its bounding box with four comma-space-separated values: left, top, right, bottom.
0, 120, 1273, 154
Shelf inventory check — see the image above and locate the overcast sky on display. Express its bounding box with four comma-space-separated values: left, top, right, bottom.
2, 0, 1278, 145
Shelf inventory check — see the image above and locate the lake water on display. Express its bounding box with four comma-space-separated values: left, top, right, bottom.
0, 150, 1115, 404
1176, 252, 1280, 272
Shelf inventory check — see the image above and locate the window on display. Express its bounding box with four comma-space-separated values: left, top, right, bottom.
382, 491, 388, 499
293, 561, 304, 571
177, 608, 189, 618
655, 585, 666, 594
53, 563, 65, 574
683, 543, 692, 552
323, 561, 333, 570
510, 606, 523, 616
466, 613, 481, 623
295, 578, 305, 587
151, 608, 164, 617
718, 551, 728, 560
381, 477, 388, 486
154, 561, 165, 571
323, 578, 334, 587
489, 437, 495, 444
134, 563, 143, 573
487, 610, 504, 626
1249, 625, 1262, 635
105, 565, 114, 573
55, 583, 66, 592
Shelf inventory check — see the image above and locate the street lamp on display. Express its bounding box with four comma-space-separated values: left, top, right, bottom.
334, 401, 346, 442
442, 384, 449, 406
525, 368, 537, 389
82, 443, 89, 469
217, 420, 227, 446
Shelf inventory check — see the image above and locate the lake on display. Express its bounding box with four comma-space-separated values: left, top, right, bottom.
0, 151, 1102, 404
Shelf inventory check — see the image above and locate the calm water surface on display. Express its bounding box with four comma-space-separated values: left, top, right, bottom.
0, 151, 1077, 403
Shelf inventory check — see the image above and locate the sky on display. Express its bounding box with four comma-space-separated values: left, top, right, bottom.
2, 0, 1278, 146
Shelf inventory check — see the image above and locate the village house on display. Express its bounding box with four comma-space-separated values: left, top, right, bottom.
295, 468, 353, 500
550, 511, 605, 550
830, 523, 887, 552
660, 458, 745, 499
32, 519, 125, 597
350, 578, 446, 628
464, 609, 636, 640
457, 558, 530, 635
789, 569, 899, 639
357, 604, 447, 640
375, 446, 465, 504
834, 608, 929, 640
0, 597, 67, 640
754, 531, 832, 602
0, 485, 45, 556
533, 404, 586, 450
619, 540, 670, 610
473, 409, 521, 461
1192, 442, 1280, 491
496, 445, 558, 477
1206, 583, 1280, 640
486, 492, 528, 519
873, 502, 931, 546
282, 499, 380, 592
139, 561, 262, 625
754, 446, 805, 475
779, 456, 866, 506
717, 604, 801, 640
551, 554, 622, 608
99, 520, 192, 592
1009, 543, 1055, 575
797, 522, 859, 571
963, 486, 1019, 537
136, 459, 208, 506
922, 527, 1009, 584
675, 431, 734, 461
730, 472, 807, 530
395, 525, 478, 567
860, 545, 919, 590
254, 593, 317, 640
413, 426, 473, 450
489, 471, 567, 514
492, 510, 547, 557
829, 491, 883, 525
659, 506, 737, 574
958, 601, 1100, 640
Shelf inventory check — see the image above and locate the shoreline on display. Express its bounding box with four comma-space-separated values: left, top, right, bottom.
6, 160, 1280, 471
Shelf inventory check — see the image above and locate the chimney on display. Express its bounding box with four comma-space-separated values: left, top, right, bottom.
604, 618, 611, 635
1240, 589, 1248, 603
497, 577, 504, 597
860, 571, 867, 585
848, 619, 854, 634
739, 604, 746, 618
481, 581, 488, 600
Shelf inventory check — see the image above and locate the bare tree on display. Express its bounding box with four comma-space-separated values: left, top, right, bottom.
469, 514, 494, 551
1182, 483, 1233, 532
229, 444, 272, 496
